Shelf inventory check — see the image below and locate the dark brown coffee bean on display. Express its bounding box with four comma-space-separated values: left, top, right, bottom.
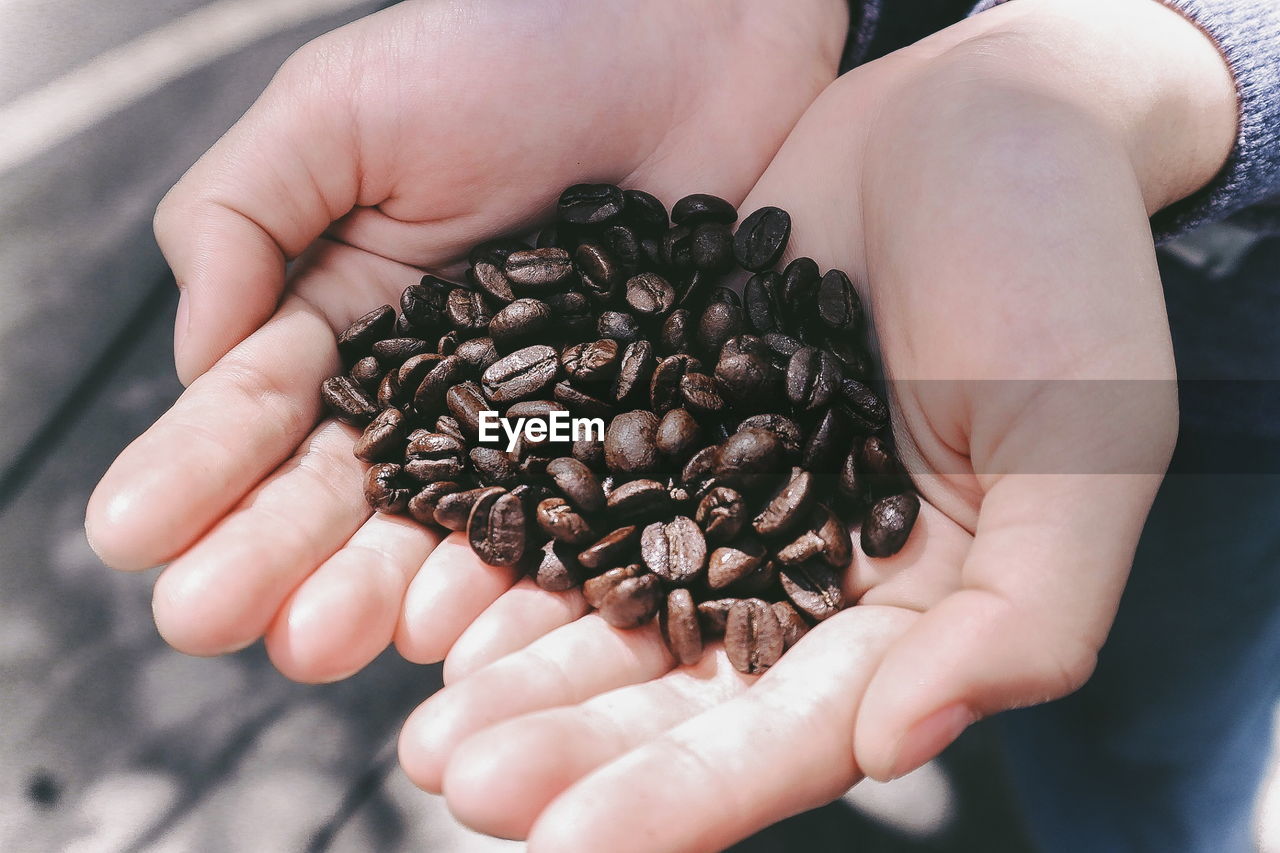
825, 336, 873, 380
754, 468, 815, 538
337, 305, 395, 362
836, 447, 865, 506
536, 222, 572, 250
763, 332, 804, 367
624, 273, 676, 318
407, 481, 463, 525
376, 371, 401, 409
470, 446, 519, 487
655, 408, 701, 461
671, 193, 736, 226
572, 434, 605, 469
694, 486, 746, 544
779, 561, 844, 621
707, 537, 766, 590
697, 300, 745, 357
471, 261, 515, 304
322, 376, 378, 426
434, 415, 465, 445
489, 299, 552, 347
578, 525, 640, 572
445, 288, 494, 335
610, 340, 655, 405
661, 225, 694, 274
552, 381, 615, 420
860, 435, 902, 494
777, 505, 851, 569
468, 489, 527, 567
649, 354, 702, 415
575, 243, 622, 301
744, 271, 783, 334
403, 431, 466, 482
412, 354, 465, 415
469, 238, 530, 268
779, 258, 820, 322
714, 352, 772, 407
559, 183, 625, 226
372, 337, 429, 365
657, 309, 694, 355
545, 457, 606, 514
862, 493, 920, 558
401, 279, 449, 331
725, 598, 784, 674
601, 224, 643, 272
504, 400, 567, 451
680, 444, 719, 486
536, 497, 598, 546
785, 347, 841, 411
622, 189, 669, 234
660, 588, 703, 666
452, 337, 500, 375
534, 539, 586, 591
605, 478, 671, 521
482, 345, 559, 405
504, 248, 574, 291
445, 380, 489, 437
561, 339, 620, 384
733, 207, 790, 272
604, 410, 660, 475
674, 269, 716, 308
688, 222, 735, 272
640, 516, 706, 584
547, 290, 596, 340
433, 486, 504, 531
349, 356, 382, 390
597, 310, 642, 345
678, 372, 725, 414
735, 414, 803, 458
597, 572, 662, 629
436, 331, 459, 355
772, 601, 810, 649
583, 564, 645, 608
397, 353, 443, 397
801, 407, 848, 471
714, 428, 784, 491
816, 269, 862, 333
363, 462, 412, 514
353, 408, 407, 463
840, 379, 890, 432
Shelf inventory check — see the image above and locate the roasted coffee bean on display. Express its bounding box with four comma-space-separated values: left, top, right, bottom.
445, 288, 494, 334
545, 457, 606, 514
453, 337, 500, 375
512, 482, 557, 515
481, 345, 558, 405
604, 410, 660, 475
624, 273, 676, 318
786, 347, 842, 411
772, 601, 810, 649
552, 381, 615, 420
435, 415, 465, 445
575, 244, 622, 302
640, 516, 706, 584
754, 468, 815, 538
714, 352, 772, 407
597, 310, 641, 344
744, 272, 783, 334
504, 248, 574, 291
671, 193, 736, 226
572, 434, 605, 468
779, 258, 821, 322
661, 225, 694, 273
350, 356, 382, 390
536, 497, 597, 546
678, 372, 725, 414
534, 539, 586, 591
862, 492, 920, 557
489, 298, 552, 348
470, 261, 516, 304
337, 305, 395, 363
658, 309, 694, 356
605, 478, 671, 521
559, 183, 625, 226
412, 355, 465, 414
322, 376, 379, 426
470, 446, 519, 487
836, 447, 865, 506
649, 354, 702, 415
714, 428, 784, 491
546, 290, 596, 340
505, 400, 567, 451
840, 379, 889, 432
468, 489, 527, 567
436, 330, 459, 355
578, 526, 640, 572
655, 408, 701, 461
680, 444, 719, 486
536, 222, 571, 250
860, 435, 901, 492
433, 487, 501, 531
763, 333, 804, 368
824, 337, 872, 380
363, 462, 412, 514
660, 588, 703, 665
697, 300, 745, 356
621, 189, 669, 235
777, 505, 851, 569
708, 286, 740, 306
597, 572, 663, 629
397, 353, 443, 396
720, 334, 769, 360
371, 337, 429, 365
733, 207, 791, 272
354, 408, 407, 462
801, 407, 849, 471
735, 413, 803, 458
583, 563, 645, 608
675, 269, 716, 308
445, 380, 489, 437
469, 237, 530, 268
689, 222, 735, 272
517, 453, 554, 481
404, 432, 466, 482
697, 598, 737, 637
694, 486, 746, 544
707, 534, 768, 590
401, 279, 449, 330
376, 371, 401, 409
725, 598, 784, 674
561, 339, 620, 384
407, 480, 463, 525
779, 561, 844, 621
816, 269, 862, 333
610, 340, 655, 405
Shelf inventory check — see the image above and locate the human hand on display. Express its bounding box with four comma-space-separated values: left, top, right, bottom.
396, 1, 1237, 848
85, 0, 848, 680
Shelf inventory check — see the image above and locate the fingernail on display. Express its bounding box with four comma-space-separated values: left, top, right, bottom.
888, 703, 974, 779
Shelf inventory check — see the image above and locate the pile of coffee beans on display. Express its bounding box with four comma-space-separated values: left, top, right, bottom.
321, 184, 919, 674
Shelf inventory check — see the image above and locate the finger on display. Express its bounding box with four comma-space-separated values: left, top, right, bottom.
157, 39, 363, 382
149, 420, 370, 656
525, 606, 914, 853
265, 511, 441, 683
854, 472, 1164, 781
85, 242, 417, 571
399, 615, 673, 794
394, 532, 524, 666
443, 579, 589, 684
444, 648, 751, 839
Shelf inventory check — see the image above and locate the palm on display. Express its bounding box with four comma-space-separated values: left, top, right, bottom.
85, 0, 843, 681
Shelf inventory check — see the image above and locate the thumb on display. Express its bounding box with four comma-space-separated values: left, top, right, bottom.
157, 36, 359, 384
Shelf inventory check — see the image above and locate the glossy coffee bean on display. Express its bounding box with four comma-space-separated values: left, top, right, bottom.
861, 492, 920, 557
489, 298, 552, 348
658, 309, 694, 356
785, 347, 842, 411
597, 572, 663, 629
536, 497, 597, 546
661, 225, 694, 274
371, 337, 429, 365
605, 479, 672, 522
604, 410, 660, 475
322, 376, 378, 426
583, 564, 645, 608
714, 428, 784, 491
471, 261, 515, 304
779, 561, 844, 621
445, 288, 494, 335
470, 446, 519, 487
337, 305, 395, 363
482, 345, 559, 405
816, 269, 862, 333
744, 271, 783, 334
349, 356, 382, 390
545, 457, 606, 514
412, 355, 465, 414
468, 489, 527, 567
840, 379, 890, 432
655, 407, 701, 461
397, 353, 443, 397
733, 207, 791, 272
404, 432, 466, 482
433, 486, 504, 531
610, 340, 655, 405
696, 300, 745, 356
376, 371, 401, 409
776, 505, 851, 569
621, 189, 669, 235
597, 310, 642, 345
445, 380, 489, 437
714, 352, 772, 406
558, 183, 626, 226
707, 536, 766, 590
735, 413, 803, 458
689, 222, 735, 272
354, 408, 407, 462
649, 354, 702, 415
601, 224, 643, 273
561, 339, 620, 384
801, 407, 849, 471
401, 279, 449, 330
534, 539, 586, 591
694, 486, 746, 544
575, 243, 623, 301
725, 598, 784, 674
504, 248, 574, 291
640, 516, 706, 584
624, 273, 676, 318
671, 193, 736, 226
779, 258, 820, 321
753, 468, 815, 538
772, 601, 811, 649
678, 372, 725, 414
363, 462, 412, 514
407, 480, 463, 525
452, 337, 500, 375
578, 526, 640, 572
660, 588, 703, 666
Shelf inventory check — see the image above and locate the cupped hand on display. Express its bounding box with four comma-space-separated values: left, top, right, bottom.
397, 1, 1235, 849
85, 0, 848, 680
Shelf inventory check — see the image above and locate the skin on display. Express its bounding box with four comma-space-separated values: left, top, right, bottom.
87, 0, 1237, 849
